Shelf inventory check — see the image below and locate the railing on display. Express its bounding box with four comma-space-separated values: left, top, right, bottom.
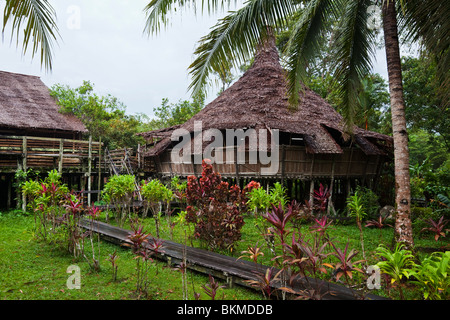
0, 135, 102, 171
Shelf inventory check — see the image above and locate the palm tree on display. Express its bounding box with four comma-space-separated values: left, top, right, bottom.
144, 0, 449, 249
2, 0, 59, 70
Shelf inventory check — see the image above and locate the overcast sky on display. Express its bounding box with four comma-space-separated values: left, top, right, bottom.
1, 0, 391, 118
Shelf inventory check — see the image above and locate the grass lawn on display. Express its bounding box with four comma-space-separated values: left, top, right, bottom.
0, 209, 447, 300
0, 211, 260, 300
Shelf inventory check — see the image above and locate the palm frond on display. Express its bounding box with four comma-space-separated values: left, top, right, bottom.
143, 0, 235, 35
283, 0, 340, 109
187, 0, 297, 97
332, 0, 376, 134
2, 0, 59, 70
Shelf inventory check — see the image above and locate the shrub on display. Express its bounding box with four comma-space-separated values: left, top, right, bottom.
354, 185, 380, 219
375, 243, 417, 299
141, 178, 173, 238
410, 251, 450, 300
185, 159, 246, 251
102, 174, 136, 227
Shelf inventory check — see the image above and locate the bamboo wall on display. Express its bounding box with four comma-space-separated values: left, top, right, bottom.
152, 145, 383, 180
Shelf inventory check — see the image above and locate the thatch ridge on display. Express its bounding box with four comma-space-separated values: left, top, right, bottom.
0, 70, 87, 134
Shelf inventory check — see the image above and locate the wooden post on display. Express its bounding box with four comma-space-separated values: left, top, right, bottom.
281, 145, 286, 186
58, 139, 64, 173
88, 135, 92, 206
22, 136, 27, 212
309, 180, 315, 208
234, 146, 240, 186
7, 175, 12, 210
328, 156, 336, 215
16, 159, 22, 210
98, 137, 102, 193
137, 144, 141, 170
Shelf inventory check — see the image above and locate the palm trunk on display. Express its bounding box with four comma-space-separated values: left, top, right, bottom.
382, 0, 414, 249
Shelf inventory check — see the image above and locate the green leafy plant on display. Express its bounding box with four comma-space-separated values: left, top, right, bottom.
246, 184, 276, 254
102, 174, 136, 227
141, 178, 173, 238
409, 251, 450, 300
347, 191, 368, 262
375, 243, 417, 299
269, 182, 289, 209
22, 170, 69, 243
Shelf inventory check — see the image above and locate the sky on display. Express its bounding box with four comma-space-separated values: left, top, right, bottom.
0, 0, 391, 119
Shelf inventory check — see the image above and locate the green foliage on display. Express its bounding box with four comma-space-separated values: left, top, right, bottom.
147, 95, 204, 130
269, 182, 289, 208
102, 175, 136, 205
102, 175, 136, 227
141, 179, 173, 204
246, 182, 288, 215
410, 251, 450, 300
402, 55, 450, 147
346, 191, 368, 223
2, 0, 59, 70
141, 178, 173, 238
50, 81, 146, 149
354, 185, 380, 219
247, 187, 271, 214
409, 156, 450, 206
375, 243, 416, 299
346, 189, 369, 262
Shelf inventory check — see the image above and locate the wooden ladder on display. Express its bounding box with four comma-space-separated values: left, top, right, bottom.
105, 148, 142, 201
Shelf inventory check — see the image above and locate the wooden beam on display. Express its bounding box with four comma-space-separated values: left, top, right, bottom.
234, 146, 240, 185
281, 145, 286, 186
327, 156, 336, 215
98, 137, 102, 193
58, 139, 64, 173
88, 135, 92, 205
0, 134, 102, 145
21, 136, 27, 212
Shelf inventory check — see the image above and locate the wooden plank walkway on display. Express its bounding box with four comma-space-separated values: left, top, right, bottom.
79, 219, 388, 300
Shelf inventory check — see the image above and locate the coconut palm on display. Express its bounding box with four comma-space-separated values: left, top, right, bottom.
1, 0, 59, 70
144, 0, 449, 249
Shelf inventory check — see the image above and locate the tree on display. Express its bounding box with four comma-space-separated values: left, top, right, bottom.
147, 94, 205, 130
1, 0, 59, 70
50, 81, 146, 149
402, 55, 450, 151
143, 0, 449, 249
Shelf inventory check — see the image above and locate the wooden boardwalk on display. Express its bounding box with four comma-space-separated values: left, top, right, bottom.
79, 219, 388, 300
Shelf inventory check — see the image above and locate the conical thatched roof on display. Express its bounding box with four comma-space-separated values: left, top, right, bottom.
141, 37, 392, 157
0, 71, 87, 135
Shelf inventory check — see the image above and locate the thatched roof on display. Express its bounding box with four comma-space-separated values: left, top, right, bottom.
141, 37, 392, 157
0, 71, 87, 134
